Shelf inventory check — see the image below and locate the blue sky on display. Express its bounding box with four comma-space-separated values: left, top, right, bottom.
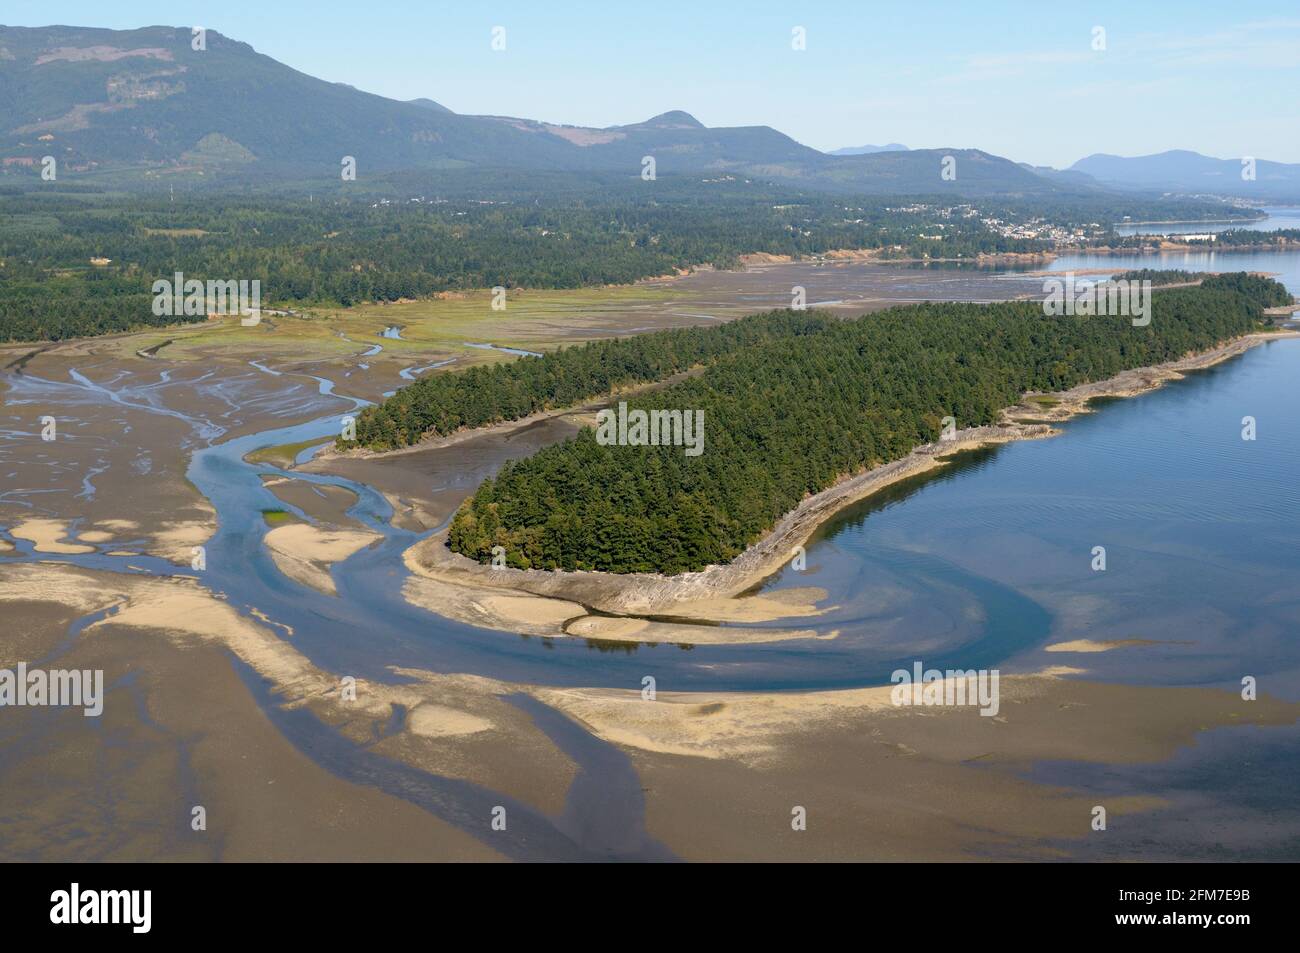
6, 1, 1299, 166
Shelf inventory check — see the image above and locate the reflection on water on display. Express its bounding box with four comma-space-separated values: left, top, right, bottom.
1113, 206, 1300, 236
1046, 247, 1300, 293
760, 337, 1300, 698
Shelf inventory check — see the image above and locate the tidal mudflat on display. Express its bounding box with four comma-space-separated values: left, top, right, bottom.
3, 258, 1298, 861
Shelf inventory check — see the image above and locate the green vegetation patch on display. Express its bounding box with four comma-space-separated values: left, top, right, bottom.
246, 437, 332, 468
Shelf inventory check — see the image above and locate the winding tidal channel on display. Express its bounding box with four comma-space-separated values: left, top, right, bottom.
4, 254, 1300, 859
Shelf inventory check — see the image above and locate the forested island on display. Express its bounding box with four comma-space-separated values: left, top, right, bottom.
440, 275, 1288, 574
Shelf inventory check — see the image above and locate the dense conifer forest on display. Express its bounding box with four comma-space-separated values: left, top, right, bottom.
444, 276, 1285, 574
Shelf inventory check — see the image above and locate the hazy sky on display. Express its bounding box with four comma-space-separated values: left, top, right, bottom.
7, 1, 1299, 166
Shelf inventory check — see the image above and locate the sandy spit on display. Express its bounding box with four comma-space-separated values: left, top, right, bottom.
400, 570, 821, 644
1045, 639, 1162, 653
263, 523, 381, 595
529, 665, 1298, 764
9, 519, 95, 554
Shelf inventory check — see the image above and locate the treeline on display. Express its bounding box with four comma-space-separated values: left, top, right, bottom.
1, 182, 1266, 343
1210, 228, 1300, 246
0, 188, 1042, 342
1114, 271, 1293, 304
343, 311, 836, 449
1198, 272, 1293, 306
447, 276, 1283, 574
1116, 269, 1203, 285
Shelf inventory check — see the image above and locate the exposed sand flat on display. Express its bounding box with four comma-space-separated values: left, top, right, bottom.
406, 704, 494, 738
565, 617, 652, 639
0, 568, 505, 860
532, 668, 1297, 764
9, 519, 95, 554
260, 477, 362, 527
1045, 638, 1162, 653
0, 348, 312, 577
151, 515, 216, 564
76, 530, 114, 543
263, 523, 380, 595
0, 567, 129, 615
653, 587, 831, 624
526, 668, 1300, 860
405, 330, 1300, 617
0, 564, 343, 710
0, 539, 14, 554
480, 595, 584, 626
564, 615, 825, 645
402, 557, 824, 643
265, 523, 379, 563
266, 546, 339, 595
402, 571, 585, 636
534, 680, 902, 761
0, 563, 576, 815
3, 562, 1297, 860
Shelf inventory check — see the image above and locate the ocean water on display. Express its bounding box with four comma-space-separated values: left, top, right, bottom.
765, 334, 1300, 695
744, 247, 1300, 856
758, 248, 1300, 695
1112, 205, 1300, 236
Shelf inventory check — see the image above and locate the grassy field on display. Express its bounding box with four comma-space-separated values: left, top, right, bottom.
245, 437, 333, 468
118, 283, 695, 372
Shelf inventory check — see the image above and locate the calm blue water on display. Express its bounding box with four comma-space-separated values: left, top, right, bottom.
1113, 205, 1300, 236
745, 253, 1300, 858
753, 249, 1300, 697
761, 336, 1300, 697
1047, 247, 1300, 295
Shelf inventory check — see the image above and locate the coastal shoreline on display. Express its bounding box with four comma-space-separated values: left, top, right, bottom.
403, 329, 1300, 622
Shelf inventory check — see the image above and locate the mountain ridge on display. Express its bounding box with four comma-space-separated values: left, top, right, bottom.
0, 24, 1069, 195
1069, 149, 1300, 199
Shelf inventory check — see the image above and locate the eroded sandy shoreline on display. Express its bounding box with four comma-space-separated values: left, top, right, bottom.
402, 330, 1300, 625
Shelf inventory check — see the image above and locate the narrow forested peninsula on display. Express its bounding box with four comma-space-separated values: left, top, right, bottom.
344, 310, 836, 448
443, 275, 1286, 574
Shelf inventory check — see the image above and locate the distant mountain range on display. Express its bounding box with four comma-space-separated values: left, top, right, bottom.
1069, 150, 1300, 200
3, 25, 1297, 202
0, 25, 1062, 195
